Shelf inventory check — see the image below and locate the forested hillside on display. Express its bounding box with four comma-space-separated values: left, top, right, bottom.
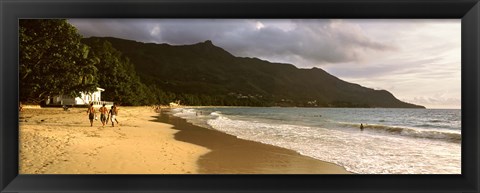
86, 37, 424, 108
19, 19, 424, 108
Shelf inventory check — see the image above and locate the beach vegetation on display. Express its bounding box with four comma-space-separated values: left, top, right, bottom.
20, 19, 98, 103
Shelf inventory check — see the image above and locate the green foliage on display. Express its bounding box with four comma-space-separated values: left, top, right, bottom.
81, 39, 152, 106
20, 19, 98, 103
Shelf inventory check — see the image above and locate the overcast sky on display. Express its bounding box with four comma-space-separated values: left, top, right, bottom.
68, 19, 461, 109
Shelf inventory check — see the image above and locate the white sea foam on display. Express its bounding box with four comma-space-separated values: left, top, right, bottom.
210, 111, 222, 116
205, 115, 460, 174
172, 108, 212, 128
171, 107, 461, 174
172, 108, 196, 117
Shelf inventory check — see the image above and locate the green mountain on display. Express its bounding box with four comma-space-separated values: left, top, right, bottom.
84, 37, 424, 108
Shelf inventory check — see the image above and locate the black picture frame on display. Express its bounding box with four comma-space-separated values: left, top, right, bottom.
1, 0, 479, 192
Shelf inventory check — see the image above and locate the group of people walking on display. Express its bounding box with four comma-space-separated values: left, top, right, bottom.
87, 103, 120, 127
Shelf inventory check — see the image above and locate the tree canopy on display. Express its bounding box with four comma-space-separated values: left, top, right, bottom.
20, 19, 165, 106
20, 19, 98, 103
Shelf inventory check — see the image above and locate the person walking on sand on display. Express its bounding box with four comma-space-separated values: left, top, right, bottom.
360, 123, 364, 132
114, 103, 119, 123
99, 104, 108, 127
108, 104, 119, 127
87, 103, 96, 127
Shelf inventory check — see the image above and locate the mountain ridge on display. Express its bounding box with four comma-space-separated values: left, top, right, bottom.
83, 36, 425, 108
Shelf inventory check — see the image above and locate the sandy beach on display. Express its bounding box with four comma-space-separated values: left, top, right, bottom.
19, 106, 350, 174
19, 106, 209, 174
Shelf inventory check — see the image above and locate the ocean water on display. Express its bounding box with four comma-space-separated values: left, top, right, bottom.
170, 107, 461, 174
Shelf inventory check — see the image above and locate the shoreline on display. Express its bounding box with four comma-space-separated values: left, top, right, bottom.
156, 109, 351, 174
19, 106, 351, 174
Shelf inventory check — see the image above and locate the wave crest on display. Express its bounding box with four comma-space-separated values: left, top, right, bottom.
341, 123, 460, 143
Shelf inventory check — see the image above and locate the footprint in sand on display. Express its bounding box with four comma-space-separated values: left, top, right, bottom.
94, 146, 104, 151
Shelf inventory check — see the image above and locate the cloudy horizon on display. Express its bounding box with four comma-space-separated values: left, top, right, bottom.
68, 19, 461, 109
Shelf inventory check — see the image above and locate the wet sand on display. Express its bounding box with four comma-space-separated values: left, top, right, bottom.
157, 110, 351, 174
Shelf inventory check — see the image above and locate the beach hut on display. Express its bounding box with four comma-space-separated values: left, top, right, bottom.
46, 87, 113, 107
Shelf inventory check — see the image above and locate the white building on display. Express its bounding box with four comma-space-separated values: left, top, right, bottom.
46, 87, 113, 107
